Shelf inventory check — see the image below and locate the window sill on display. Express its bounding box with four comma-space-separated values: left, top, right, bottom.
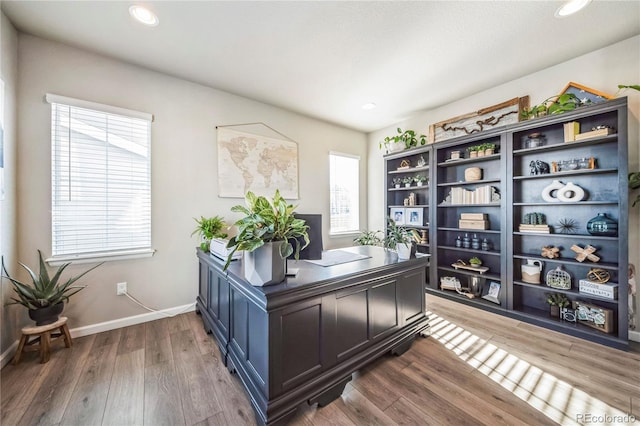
329, 231, 360, 238
46, 248, 156, 266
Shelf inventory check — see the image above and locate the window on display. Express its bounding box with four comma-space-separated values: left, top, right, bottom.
47, 94, 153, 262
329, 152, 359, 234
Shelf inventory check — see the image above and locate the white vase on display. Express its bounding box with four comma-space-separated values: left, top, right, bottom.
556, 182, 585, 202
396, 243, 412, 260
541, 180, 564, 203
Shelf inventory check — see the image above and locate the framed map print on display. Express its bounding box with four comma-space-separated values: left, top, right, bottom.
217, 127, 299, 199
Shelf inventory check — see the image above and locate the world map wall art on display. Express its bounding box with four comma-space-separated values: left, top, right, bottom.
217, 127, 299, 199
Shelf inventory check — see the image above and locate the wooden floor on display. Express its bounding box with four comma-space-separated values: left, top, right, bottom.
2, 294, 639, 425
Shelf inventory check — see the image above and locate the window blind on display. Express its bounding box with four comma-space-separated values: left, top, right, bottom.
49, 96, 152, 259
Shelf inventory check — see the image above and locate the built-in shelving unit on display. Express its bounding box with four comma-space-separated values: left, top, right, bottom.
383, 97, 629, 348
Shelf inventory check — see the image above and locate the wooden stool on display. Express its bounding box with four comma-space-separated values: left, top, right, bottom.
12, 316, 72, 365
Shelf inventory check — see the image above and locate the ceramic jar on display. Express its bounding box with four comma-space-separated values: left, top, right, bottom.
556, 182, 585, 202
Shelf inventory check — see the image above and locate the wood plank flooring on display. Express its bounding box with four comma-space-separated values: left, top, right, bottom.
2, 294, 638, 425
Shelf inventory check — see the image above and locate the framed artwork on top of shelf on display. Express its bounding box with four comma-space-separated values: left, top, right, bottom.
406, 208, 423, 226
390, 207, 405, 225
558, 82, 613, 105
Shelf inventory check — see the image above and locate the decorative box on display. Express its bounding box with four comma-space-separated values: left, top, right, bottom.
573, 301, 614, 333
460, 213, 487, 220
459, 220, 489, 230
210, 238, 242, 261
579, 279, 618, 300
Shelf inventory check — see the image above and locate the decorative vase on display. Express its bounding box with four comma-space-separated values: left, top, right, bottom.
541, 180, 564, 203
28, 302, 64, 326
521, 259, 543, 284
556, 182, 586, 202
242, 241, 286, 286
464, 167, 482, 182
396, 242, 412, 260
586, 213, 618, 237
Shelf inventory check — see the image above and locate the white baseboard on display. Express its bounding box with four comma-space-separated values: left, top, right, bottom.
0, 340, 19, 369
629, 329, 640, 343
0, 302, 196, 368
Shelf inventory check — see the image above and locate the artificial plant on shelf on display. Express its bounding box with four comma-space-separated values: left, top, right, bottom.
379, 128, 427, 152
521, 93, 581, 120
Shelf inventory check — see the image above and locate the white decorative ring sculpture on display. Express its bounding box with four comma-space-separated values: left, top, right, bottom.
541, 180, 564, 203
556, 182, 585, 202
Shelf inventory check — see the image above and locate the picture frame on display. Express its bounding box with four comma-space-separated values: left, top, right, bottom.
482, 281, 501, 304
559, 82, 613, 105
390, 207, 405, 225
405, 207, 423, 226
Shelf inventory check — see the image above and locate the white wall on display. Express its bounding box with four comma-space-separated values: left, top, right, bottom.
9, 34, 367, 353
368, 35, 640, 332
0, 12, 21, 355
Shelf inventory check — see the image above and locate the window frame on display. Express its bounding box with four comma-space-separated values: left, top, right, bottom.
328, 151, 360, 236
46, 94, 155, 264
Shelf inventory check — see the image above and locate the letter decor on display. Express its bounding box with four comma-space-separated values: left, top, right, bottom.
541, 180, 585, 203
571, 244, 600, 263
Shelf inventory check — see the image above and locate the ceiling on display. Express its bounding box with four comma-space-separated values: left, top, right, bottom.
2, 1, 639, 133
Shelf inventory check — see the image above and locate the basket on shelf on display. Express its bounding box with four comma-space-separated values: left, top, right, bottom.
546, 266, 571, 290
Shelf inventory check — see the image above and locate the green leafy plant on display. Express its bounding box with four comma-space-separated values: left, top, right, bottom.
617, 84, 640, 94
469, 256, 482, 266
521, 93, 581, 119
484, 143, 496, 151
224, 190, 309, 270
466, 145, 480, 152
413, 174, 427, 183
383, 217, 413, 250
379, 128, 427, 151
2, 250, 101, 309
402, 176, 413, 185
392, 177, 402, 186
192, 215, 228, 251
629, 171, 640, 207
546, 292, 570, 308
353, 230, 384, 246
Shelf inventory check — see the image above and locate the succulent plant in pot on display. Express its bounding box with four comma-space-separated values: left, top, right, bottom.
2, 250, 102, 325
402, 176, 413, 187
224, 190, 309, 286
413, 175, 428, 186
192, 215, 228, 251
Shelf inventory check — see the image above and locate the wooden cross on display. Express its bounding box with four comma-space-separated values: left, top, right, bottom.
571, 244, 600, 263
541, 246, 560, 259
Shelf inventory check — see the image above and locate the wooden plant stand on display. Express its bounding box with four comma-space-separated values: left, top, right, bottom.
12, 316, 72, 365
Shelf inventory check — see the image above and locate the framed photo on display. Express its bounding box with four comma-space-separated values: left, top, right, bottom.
406, 208, 423, 226
482, 281, 501, 304
390, 207, 405, 225
559, 82, 613, 105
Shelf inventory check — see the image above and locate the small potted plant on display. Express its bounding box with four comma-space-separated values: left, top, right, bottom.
469, 256, 483, 267
467, 145, 479, 158
521, 93, 581, 120
402, 176, 413, 188
353, 230, 384, 246
392, 177, 402, 188
384, 218, 413, 260
546, 292, 570, 318
379, 128, 428, 153
414, 175, 427, 187
192, 215, 228, 251
2, 251, 101, 325
484, 143, 496, 156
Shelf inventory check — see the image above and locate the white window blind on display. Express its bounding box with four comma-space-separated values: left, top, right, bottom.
48, 94, 152, 260
329, 152, 360, 234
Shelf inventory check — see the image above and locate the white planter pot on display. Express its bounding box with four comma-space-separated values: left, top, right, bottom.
242, 241, 286, 286
389, 143, 405, 153
396, 242, 412, 260
405, 183, 411, 188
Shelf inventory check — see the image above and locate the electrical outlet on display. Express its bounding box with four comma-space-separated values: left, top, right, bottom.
116, 282, 127, 296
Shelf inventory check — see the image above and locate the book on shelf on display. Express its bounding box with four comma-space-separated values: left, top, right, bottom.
518, 224, 550, 233
445, 185, 498, 205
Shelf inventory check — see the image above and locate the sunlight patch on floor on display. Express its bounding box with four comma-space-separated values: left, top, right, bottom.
428, 313, 633, 426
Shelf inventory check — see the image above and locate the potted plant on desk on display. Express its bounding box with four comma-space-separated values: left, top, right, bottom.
384, 218, 413, 260
224, 190, 309, 286
192, 215, 228, 251
2, 250, 101, 325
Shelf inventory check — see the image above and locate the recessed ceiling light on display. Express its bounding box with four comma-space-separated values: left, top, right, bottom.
362, 102, 377, 110
555, 0, 591, 18
129, 5, 159, 26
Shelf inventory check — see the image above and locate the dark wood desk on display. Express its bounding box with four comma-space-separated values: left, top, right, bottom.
196, 246, 429, 425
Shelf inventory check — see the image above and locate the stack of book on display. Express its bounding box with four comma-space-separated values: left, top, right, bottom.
447, 185, 497, 205
518, 224, 550, 233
